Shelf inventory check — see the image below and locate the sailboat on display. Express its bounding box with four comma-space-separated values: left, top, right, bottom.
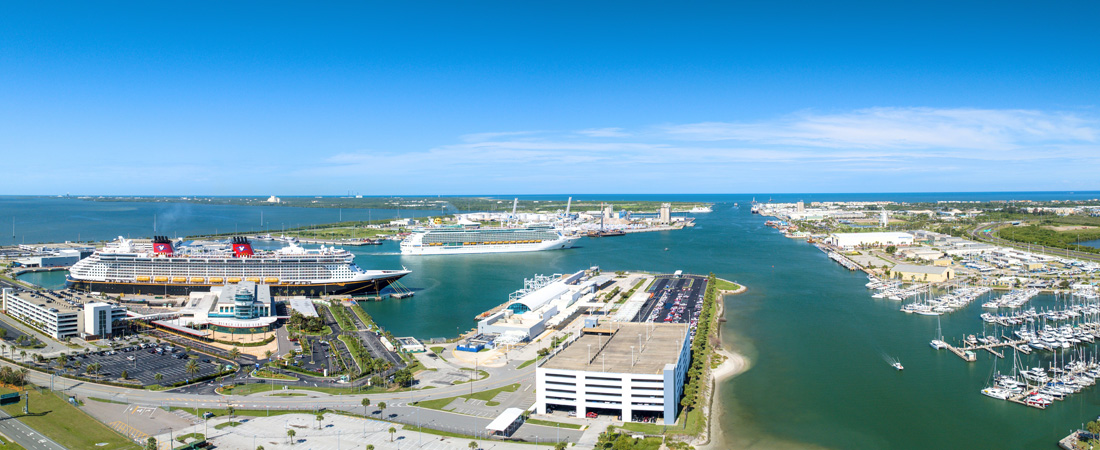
930, 315, 948, 349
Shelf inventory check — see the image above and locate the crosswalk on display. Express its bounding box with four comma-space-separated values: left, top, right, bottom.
108, 421, 149, 441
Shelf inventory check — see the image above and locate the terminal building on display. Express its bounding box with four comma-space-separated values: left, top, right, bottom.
535, 322, 692, 424
477, 270, 613, 345
175, 281, 277, 331
1, 288, 126, 339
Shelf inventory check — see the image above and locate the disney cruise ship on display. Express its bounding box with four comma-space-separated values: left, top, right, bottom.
400, 226, 579, 255
66, 236, 409, 296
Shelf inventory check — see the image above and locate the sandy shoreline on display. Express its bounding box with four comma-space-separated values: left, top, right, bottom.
694, 283, 751, 449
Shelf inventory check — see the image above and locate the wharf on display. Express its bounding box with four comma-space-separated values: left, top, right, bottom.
941, 339, 1030, 361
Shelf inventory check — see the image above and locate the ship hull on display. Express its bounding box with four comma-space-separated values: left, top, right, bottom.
65, 273, 407, 297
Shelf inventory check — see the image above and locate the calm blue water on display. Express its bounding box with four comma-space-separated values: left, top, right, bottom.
0, 196, 428, 244
1082, 239, 1100, 249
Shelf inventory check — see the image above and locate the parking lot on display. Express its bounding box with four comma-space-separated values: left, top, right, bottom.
52, 343, 230, 386
635, 275, 708, 329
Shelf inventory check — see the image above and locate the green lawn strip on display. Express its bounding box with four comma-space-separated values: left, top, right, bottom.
412, 383, 520, 411
213, 421, 241, 430
619, 407, 704, 436
87, 396, 128, 405
516, 358, 536, 369
253, 369, 297, 381
337, 335, 367, 372
175, 432, 204, 443
348, 302, 378, 328
714, 278, 740, 291
270, 393, 306, 397
0, 387, 139, 450
524, 418, 583, 429
168, 406, 317, 418
328, 304, 357, 332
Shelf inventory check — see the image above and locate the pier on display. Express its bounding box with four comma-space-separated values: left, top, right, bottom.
940, 338, 1031, 362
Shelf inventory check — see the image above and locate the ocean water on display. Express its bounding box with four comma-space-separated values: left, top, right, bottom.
0, 196, 426, 245
12, 191, 1100, 449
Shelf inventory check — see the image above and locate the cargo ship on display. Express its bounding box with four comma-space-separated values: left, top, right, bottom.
66, 236, 409, 297
400, 225, 579, 255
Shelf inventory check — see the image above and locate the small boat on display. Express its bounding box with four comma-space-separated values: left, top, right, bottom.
930, 339, 947, 349
891, 361, 904, 371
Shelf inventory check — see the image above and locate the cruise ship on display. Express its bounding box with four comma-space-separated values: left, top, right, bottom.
400, 226, 580, 255
66, 236, 409, 297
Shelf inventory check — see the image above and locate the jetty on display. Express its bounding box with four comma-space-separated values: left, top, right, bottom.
940, 338, 1031, 361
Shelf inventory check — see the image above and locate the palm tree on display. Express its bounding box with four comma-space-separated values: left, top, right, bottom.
361, 397, 371, 416
228, 347, 241, 360
19, 350, 26, 362
286, 429, 296, 444
388, 426, 396, 442
17, 368, 27, 386
377, 401, 386, 418
227, 405, 236, 421
469, 441, 478, 450
264, 349, 273, 360
366, 445, 375, 450
185, 360, 199, 381
315, 412, 325, 429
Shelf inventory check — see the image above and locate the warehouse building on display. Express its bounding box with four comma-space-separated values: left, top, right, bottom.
890, 264, 954, 283
535, 322, 691, 424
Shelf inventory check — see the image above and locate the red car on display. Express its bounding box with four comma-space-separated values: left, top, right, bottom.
586, 412, 598, 418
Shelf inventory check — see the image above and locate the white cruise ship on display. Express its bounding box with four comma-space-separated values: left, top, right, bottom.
400, 226, 580, 255
67, 236, 409, 297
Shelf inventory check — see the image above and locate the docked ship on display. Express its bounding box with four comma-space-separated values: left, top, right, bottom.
66, 236, 409, 297
400, 225, 579, 255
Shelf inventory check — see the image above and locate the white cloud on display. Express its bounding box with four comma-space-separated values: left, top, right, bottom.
662, 107, 1099, 153
576, 127, 631, 137
301, 107, 1100, 193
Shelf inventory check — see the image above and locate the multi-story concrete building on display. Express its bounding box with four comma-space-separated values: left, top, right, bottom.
1, 288, 124, 339
535, 322, 691, 424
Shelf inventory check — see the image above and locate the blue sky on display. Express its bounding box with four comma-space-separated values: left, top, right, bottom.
1, 2, 1097, 195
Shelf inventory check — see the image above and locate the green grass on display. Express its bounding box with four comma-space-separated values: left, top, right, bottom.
175, 432, 204, 443
213, 421, 241, 430
348, 302, 377, 328
714, 278, 741, 291
169, 406, 317, 419
271, 392, 306, 397
412, 383, 520, 411
253, 369, 297, 380
87, 396, 128, 405
516, 358, 537, 369
525, 418, 583, 429
288, 325, 332, 336
619, 407, 704, 436
0, 387, 139, 450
